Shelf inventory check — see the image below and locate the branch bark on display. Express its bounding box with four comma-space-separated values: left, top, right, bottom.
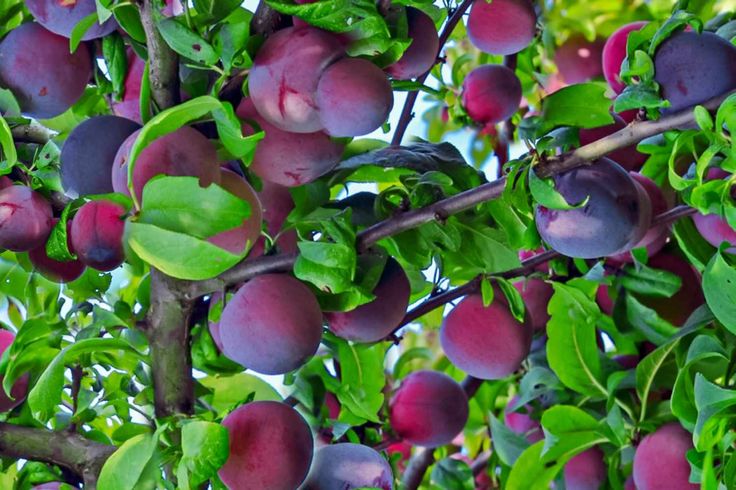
0, 422, 115, 488
139, 0, 180, 111
11, 124, 56, 144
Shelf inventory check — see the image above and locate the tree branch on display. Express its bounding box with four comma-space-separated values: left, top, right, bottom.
147, 270, 195, 418
250, 1, 287, 37
139, 0, 180, 111
11, 124, 56, 144
0, 422, 115, 488
391, 0, 474, 146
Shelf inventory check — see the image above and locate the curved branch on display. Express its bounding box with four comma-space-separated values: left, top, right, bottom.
11, 124, 56, 144
391, 0, 475, 146
140, 0, 180, 110
0, 422, 115, 488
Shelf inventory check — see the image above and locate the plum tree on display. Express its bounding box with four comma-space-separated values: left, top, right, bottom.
112, 126, 221, 202
218, 274, 323, 374
633, 423, 697, 490
70, 200, 126, 271
111, 51, 145, 123
0, 330, 28, 413
638, 252, 705, 326
389, 370, 469, 447
564, 447, 607, 490
513, 278, 552, 331
608, 172, 670, 263
602, 21, 648, 94
28, 219, 85, 283
325, 258, 410, 343
219, 401, 313, 490
462, 65, 522, 126
0, 185, 53, 252
25, 0, 117, 40
206, 169, 263, 256
466, 0, 537, 55
251, 179, 298, 256
60, 116, 141, 198
0, 23, 92, 119
302, 443, 394, 490
654, 31, 736, 113
385, 8, 439, 80
578, 114, 647, 171
316, 58, 394, 137
535, 158, 652, 258
554, 36, 605, 84
440, 292, 532, 379
504, 396, 542, 442
249, 27, 344, 133
237, 98, 343, 187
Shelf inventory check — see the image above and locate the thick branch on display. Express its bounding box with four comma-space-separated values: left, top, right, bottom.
391, 0, 474, 145
0, 422, 115, 488
11, 124, 56, 144
147, 270, 195, 418
140, 0, 179, 110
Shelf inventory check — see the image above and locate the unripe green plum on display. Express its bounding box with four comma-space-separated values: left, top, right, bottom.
70, 200, 126, 271
564, 447, 607, 490
466, 0, 536, 55
535, 158, 652, 258
462, 65, 522, 126
316, 58, 394, 137
389, 370, 469, 447
633, 423, 697, 490
0, 185, 53, 252
302, 443, 394, 489
440, 293, 532, 379
386, 8, 439, 80
218, 274, 323, 374
219, 401, 313, 490
325, 259, 410, 343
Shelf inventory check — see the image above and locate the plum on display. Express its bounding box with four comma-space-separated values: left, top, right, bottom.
602, 21, 649, 94
555, 36, 606, 84
111, 126, 221, 202
389, 370, 469, 447
504, 396, 543, 442
578, 113, 647, 171
385, 8, 439, 80
111, 51, 145, 124
0, 185, 53, 252
249, 27, 344, 133
596, 285, 614, 315
467, 0, 537, 55
237, 98, 342, 187
633, 423, 697, 490
513, 278, 552, 331
28, 218, 85, 283
302, 443, 394, 490
325, 259, 410, 343
206, 169, 263, 256
218, 274, 323, 374
638, 252, 704, 326
70, 200, 126, 271
250, 179, 298, 256
462, 65, 522, 126
440, 292, 532, 379
535, 158, 652, 258
0, 330, 28, 413
0, 23, 92, 119
564, 447, 607, 490
60, 115, 141, 198
654, 31, 736, 113
25, 0, 117, 40
608, 172, 670, 263
316, 58, 394, 137
219, 401, 313, 490
693, 212, 736, 253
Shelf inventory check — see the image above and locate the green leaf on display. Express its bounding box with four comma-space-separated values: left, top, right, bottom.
68, 12, 98, 53
480, 277, 494, 307
619, 262, 682, 297
489, 415, 530, 465
46, 199, 84, 262
199, 373, 281, 414
103, 33, 128, 98
540, 83, 614, 131
0, 116, 17, 168
702, 249, 736, 334
546, 283, 607, 398
392, 347, 433, 379
125, 222, 243, 280
496, 277, 526, 323
334, 340, 386, 425
529, 168, 588, 210
430, 458, 474, 490
625, 294, 680, 345
176, 421, 229, 487
157, 18, 219, 65
28, 338, 144, 422
694, 373, 736, 451
97, 432, 159, 490
636, 339, 679, 422
539, 405, 609, 463
507, 442, 563, 490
